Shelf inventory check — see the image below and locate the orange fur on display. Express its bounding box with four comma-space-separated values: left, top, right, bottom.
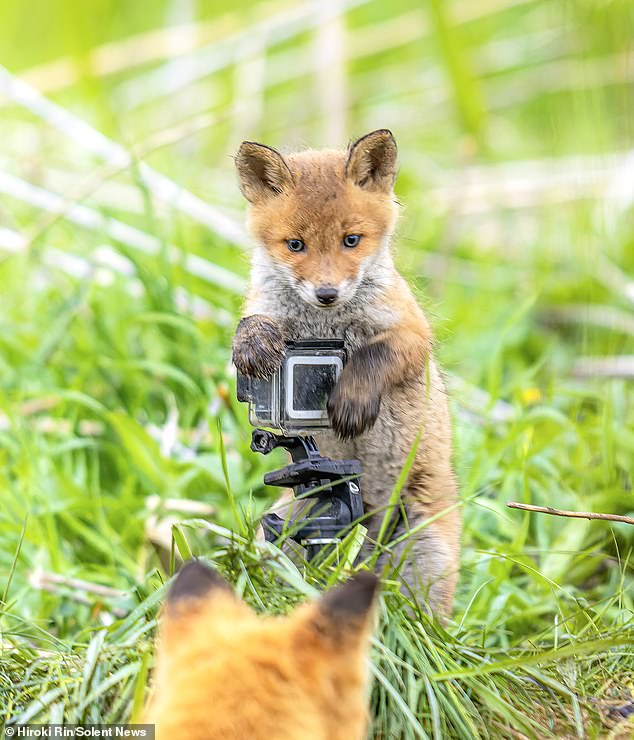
144, 562, 379, 740
240, 146, 398, 300
251, 169, 395, 286
233, 130, 461, 616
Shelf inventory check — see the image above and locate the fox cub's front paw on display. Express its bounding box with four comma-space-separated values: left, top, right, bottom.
327, 377, 382, 440
232, 315, 285, 379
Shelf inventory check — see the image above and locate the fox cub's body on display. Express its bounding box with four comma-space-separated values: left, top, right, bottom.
144, 561, 378, 740
233, 130, 460, 615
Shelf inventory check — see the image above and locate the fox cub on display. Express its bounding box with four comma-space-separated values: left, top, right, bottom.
232, 130, 460, 615
144, 561, 379, 740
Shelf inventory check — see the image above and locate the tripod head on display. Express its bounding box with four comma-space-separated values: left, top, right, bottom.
250, 430, 363, 561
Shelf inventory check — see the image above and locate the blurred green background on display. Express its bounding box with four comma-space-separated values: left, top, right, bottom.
1, 0, 633, 734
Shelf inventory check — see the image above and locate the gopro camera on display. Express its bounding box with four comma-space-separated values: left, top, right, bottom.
236, 340, 346, 434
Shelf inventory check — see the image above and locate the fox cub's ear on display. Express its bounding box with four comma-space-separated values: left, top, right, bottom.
166, 560, 233, 608
319, 571, 379, 624
310, 571, 379, 642
235, 141, 294, 203
346, 129, 397, 193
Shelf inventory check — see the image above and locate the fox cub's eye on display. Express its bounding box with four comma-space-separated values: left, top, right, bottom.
343, 234, 361, 248
287, 239, 306, 253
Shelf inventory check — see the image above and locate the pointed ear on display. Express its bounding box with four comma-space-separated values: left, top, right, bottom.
166, 560, 233, 608
346, 129, 397, 193
235, 141, 294, 203
314, 572, 379, 637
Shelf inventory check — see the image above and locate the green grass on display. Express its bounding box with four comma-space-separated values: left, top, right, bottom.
1, 0, 633, 737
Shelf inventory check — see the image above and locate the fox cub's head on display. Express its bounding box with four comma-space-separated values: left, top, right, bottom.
145, 561, 379, 740
236, 130, 398, 308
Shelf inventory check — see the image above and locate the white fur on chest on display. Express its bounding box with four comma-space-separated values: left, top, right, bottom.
246, 247, 399, 351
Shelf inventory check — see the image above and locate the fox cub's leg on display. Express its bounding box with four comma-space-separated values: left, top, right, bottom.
327, 341, 386, 440
372, 504, 460, 617
328, 323, 430, 440
232, 314, 285, 379
399, 507, 460, 616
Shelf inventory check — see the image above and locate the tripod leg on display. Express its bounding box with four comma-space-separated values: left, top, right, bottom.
259, 489, 313, 563
254, 489, 295, 541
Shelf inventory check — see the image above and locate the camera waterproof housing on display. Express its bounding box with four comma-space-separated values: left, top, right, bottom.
236, 340, 346, 434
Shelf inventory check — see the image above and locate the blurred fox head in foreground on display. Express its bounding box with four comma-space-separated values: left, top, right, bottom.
236, 129, 398, 309
144, 561, 379, 740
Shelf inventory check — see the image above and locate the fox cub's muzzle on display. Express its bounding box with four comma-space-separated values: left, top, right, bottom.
315, 286, 339, 306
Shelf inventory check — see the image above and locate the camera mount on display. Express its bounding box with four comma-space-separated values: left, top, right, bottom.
250, 429, 364, 561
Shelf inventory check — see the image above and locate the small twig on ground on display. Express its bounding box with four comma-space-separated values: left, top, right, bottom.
29, 570, 128, 621
507, 502, 634, 525
33, 571, 128, 599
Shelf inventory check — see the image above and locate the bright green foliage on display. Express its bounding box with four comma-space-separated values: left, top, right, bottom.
1, 0, 633, 737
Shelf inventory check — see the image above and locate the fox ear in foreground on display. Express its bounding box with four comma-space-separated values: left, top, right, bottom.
166, 560, 233, 608
346, 129, 397, 193
235, 141, 294, 203
315, 571, 379, 636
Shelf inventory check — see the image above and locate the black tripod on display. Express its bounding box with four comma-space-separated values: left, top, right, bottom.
251, 429, 364, 561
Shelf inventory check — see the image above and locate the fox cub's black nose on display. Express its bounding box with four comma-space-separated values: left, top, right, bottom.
315, 287, 338, 305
